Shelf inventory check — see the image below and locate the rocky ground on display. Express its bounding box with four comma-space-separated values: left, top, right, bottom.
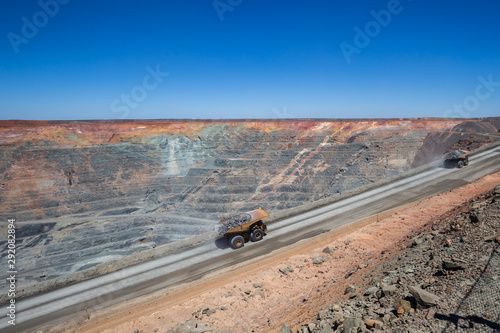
285, 185, 500, 333
46, 171, 500, 333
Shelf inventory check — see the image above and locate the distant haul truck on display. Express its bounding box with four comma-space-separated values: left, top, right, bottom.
215, 208, 270, 249
443, 150, 470, 168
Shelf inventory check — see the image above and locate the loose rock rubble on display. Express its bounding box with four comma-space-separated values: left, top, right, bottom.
169, 308, 220, 333
284, 186, 500, 332
214, 213, 252, 236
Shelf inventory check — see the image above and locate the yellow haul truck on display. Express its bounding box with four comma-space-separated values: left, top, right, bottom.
215, 208, 270, 249
443, 150, 470, 168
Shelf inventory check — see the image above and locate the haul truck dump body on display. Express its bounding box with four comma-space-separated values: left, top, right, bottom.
216, 208, 270, 249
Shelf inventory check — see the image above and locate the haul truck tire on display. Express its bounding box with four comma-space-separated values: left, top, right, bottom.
457, 160, 464, 168
251, 229, 264, 242
230, 235, 245, 249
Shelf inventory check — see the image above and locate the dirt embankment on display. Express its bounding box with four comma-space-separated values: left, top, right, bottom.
43, 171, 500, 333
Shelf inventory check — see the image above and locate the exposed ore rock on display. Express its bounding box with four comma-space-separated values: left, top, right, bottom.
381, 283, 397, 296
443, 150, 468, 160
364, 286, 379, 296
442, 261, 465, 271
343, 317, 363, 332
322, 246, 335, 255
313, 256, 329, 265
214, 213, 252, 235
408, 285, 440, 307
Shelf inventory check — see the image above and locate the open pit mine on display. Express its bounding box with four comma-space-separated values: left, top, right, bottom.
0, 117, 499, 292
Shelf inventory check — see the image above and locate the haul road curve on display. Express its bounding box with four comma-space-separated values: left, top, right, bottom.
1, 146, 500, 332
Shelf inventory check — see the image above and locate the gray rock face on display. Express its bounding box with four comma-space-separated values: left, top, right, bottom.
279, 266, 295, 275
322, 246, 335, 255
381, 283, 397, 296
313, 256, 329, 265
364, 286, 379, 296
408, 285, 439, 307
412, 237, 424, 247
343, 317, 363, 333
442, 261, 465, 271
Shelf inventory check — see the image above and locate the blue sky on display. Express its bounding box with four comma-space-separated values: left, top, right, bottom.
1, 0, 499, 120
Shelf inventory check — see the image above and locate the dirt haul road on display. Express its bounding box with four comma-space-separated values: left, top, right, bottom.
1, 146, 500, 332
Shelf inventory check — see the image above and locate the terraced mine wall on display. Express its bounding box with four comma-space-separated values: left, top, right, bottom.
0, 118, 498, 289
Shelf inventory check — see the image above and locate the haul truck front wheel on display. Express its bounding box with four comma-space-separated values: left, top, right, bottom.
230, 235, 245, 249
